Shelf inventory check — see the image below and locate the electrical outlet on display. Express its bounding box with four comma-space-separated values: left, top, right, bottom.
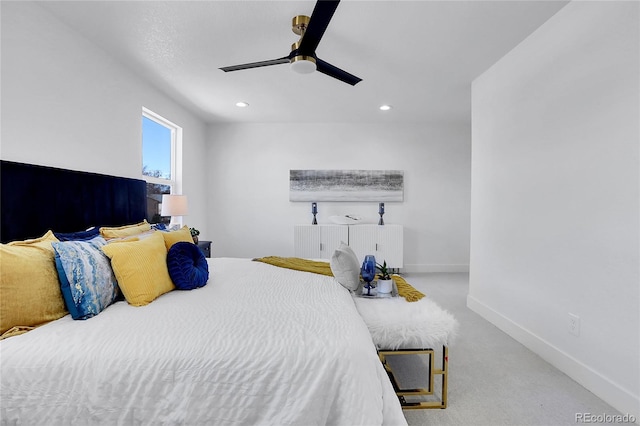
568, 313, 580, 336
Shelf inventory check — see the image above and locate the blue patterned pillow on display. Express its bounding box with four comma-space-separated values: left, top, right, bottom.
167, 242, 209, 290
52, 237, 119, 320
54, 227, 100, 241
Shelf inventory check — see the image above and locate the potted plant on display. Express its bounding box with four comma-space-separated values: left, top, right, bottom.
190, 227, 200, 244
376, 260, 394, 294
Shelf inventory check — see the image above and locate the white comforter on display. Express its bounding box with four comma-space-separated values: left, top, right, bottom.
0, 258, 406, 426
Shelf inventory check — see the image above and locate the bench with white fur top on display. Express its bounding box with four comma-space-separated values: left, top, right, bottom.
353, 288, 458, 409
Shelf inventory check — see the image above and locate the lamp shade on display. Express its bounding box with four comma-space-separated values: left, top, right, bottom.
161, 195, 188, 216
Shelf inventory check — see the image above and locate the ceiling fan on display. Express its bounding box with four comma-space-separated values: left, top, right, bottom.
220, 0, 362, 86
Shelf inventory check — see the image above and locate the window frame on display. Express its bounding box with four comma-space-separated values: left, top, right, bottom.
141, 107, 183, 224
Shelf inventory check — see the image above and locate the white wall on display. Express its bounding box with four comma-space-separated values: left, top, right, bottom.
0, 2, 209, 236
0, 1, 471, 268
470, 0, 639, 418
206, 122, 471, 271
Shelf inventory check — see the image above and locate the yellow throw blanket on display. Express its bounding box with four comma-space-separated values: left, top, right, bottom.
253, 256, 425, 302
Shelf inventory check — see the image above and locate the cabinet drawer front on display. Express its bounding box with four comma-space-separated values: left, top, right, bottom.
294, 225, 348, 259
294, 224, 402, 267
349, 225, 403, 269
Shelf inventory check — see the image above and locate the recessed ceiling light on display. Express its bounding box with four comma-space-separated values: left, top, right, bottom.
379, 105, 392, 111
235, 101, 249, 108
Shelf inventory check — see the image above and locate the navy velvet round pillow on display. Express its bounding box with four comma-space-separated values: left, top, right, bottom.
167, 242, 209, 290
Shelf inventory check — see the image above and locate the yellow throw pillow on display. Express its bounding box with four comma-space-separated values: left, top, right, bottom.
0, 231, 67, 338
101, 231, 174, 306
161, 226, 194, 251
100, 220, 151, 240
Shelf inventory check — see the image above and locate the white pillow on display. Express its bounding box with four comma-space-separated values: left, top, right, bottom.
330, 242, 360, 291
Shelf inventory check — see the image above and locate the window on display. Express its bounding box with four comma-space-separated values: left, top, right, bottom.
142, 107, 182, 224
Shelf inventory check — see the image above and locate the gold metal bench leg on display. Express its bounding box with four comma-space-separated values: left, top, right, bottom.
442, 345, 448, 408
378, 345, 449, 410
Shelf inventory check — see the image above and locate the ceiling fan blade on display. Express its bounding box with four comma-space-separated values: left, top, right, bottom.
298, 0, 340, 55
220, 56, 290, 72
316, 58, 362, 86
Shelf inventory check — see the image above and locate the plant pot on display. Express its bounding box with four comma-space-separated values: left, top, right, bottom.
377, 279, 394, 294
192, 235, 199, 244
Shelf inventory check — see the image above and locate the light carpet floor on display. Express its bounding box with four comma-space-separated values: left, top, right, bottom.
387, 273, 625, 426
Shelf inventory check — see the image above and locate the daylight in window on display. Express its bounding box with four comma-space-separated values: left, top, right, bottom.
141, 108, 181, 224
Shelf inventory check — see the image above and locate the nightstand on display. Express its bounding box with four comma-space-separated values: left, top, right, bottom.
197, 240, 212, 258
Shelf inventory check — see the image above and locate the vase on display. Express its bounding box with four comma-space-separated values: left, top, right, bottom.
361, 255, 376, 296
377, 278, 393, 294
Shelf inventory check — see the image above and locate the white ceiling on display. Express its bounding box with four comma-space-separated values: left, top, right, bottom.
37, 0, 569, 124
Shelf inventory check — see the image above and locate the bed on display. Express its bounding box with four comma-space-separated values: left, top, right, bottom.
0, 161, 406, 425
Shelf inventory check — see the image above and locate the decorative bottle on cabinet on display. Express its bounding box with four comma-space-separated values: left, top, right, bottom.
311, 202, 318, 225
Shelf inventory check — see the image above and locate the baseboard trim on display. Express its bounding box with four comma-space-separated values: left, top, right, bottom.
467, 294, 640, 423
403, 264, 470, 273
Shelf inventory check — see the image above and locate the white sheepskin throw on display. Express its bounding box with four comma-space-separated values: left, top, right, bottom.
353, 296, 459, 350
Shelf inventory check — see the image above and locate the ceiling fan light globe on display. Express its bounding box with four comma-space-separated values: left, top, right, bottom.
290, 56, 317, 74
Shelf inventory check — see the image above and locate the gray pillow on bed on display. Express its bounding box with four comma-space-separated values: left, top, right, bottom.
330, 242, 360, 291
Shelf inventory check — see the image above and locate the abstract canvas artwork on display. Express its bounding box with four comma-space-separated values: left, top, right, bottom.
289, 170, 404, 202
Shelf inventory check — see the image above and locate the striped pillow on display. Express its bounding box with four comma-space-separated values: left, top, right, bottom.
100, 220, 151, 240
101, 232, 174, 306
161, 225, 194, 250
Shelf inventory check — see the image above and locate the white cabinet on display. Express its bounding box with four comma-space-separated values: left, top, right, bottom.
348, 225, 403, 269
294, 225, 348, 260
294, 224, 403, 268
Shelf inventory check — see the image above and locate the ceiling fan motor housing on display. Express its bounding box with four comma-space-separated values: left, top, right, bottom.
290, 55, 317, 74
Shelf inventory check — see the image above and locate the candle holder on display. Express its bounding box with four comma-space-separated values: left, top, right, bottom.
311, 202, 318, 225
378, 202, 385, 225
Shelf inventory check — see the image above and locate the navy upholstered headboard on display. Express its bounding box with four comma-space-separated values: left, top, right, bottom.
1, 161, 147, 243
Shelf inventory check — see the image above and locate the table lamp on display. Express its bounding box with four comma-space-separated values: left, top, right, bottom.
161, 194, 188, 229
